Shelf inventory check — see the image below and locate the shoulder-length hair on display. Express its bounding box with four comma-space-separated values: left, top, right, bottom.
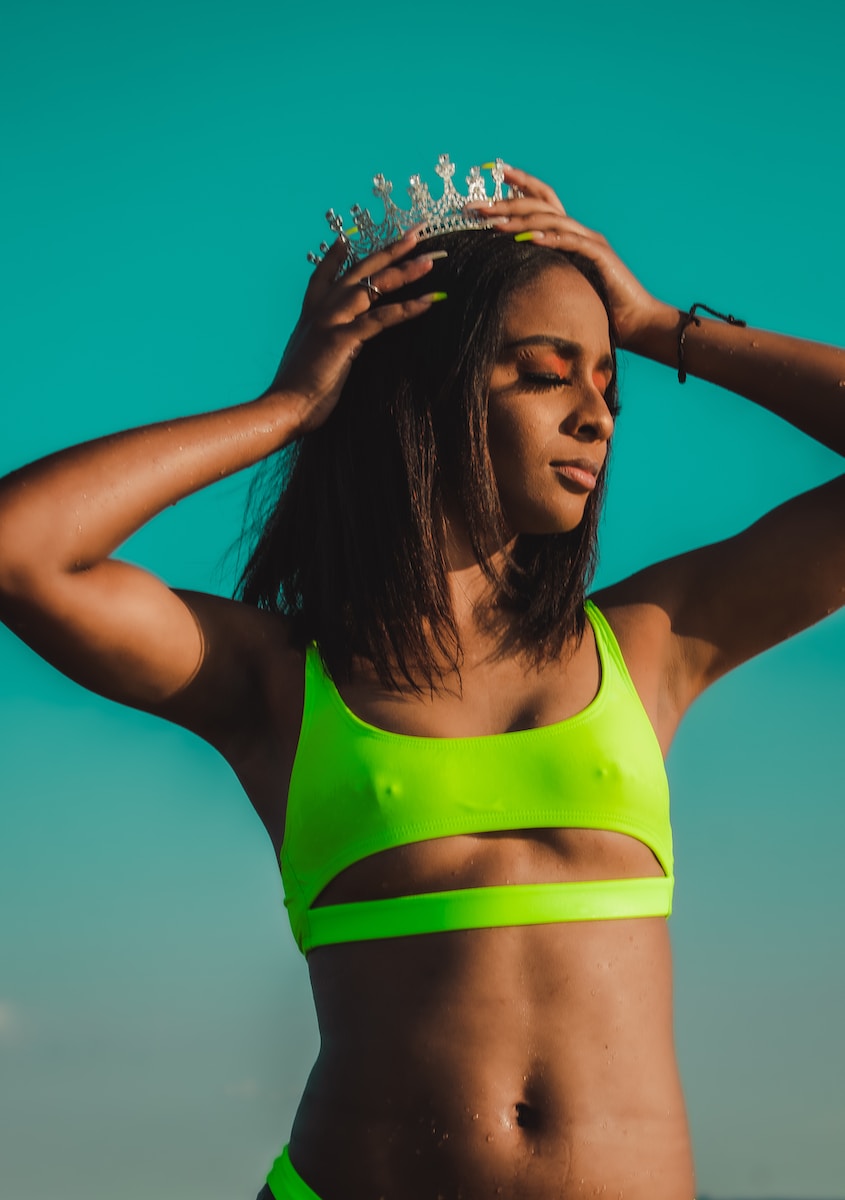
237, 230, 619, 690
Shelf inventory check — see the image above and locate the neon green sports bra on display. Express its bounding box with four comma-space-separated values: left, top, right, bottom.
280, 600, 673, 955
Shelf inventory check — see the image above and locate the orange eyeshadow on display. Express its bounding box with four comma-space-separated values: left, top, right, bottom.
522, 351, 570, 376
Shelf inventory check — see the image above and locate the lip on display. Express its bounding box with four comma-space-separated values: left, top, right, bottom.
550, 458, 602, 491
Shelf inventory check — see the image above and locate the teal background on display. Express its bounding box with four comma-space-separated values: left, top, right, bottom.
1, 2, 843, 1198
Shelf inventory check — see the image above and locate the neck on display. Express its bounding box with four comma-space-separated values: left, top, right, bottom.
441, 513, 515, 630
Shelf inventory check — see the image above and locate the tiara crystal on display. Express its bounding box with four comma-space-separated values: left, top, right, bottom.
308, 154, 522, 273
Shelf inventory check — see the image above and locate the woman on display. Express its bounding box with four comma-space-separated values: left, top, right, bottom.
0, 161, 842, 1200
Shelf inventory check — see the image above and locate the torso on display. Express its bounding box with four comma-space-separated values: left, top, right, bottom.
225, 593, 695, 1200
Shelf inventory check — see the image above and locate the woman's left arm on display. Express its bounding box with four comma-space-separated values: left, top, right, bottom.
626, 305, 845, 456
480, 166, 844, 709
620, 312, 844, 708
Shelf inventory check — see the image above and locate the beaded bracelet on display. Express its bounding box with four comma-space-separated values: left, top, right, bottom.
677, 303, 747, 383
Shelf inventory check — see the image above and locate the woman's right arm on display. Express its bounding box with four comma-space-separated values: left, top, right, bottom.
0, 232, 439, 749
0, 394, 302, 716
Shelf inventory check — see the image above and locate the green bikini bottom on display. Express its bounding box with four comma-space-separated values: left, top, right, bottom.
263, 1143, 697, 1200
265, 1145, 320, 1199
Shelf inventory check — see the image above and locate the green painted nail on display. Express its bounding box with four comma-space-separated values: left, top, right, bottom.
423, 291, 448, 302
344, 225, 358, 236
514, 231, 538, 242
481, 161, 496, 170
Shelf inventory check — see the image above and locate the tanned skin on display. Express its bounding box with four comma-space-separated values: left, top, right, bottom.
0, 166, 842, 1199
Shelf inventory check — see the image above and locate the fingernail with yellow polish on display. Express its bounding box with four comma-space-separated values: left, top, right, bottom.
514, 231, 545, 242
422, 291, 448, 303
344, 225, 358, 237
481, 161, 496, 170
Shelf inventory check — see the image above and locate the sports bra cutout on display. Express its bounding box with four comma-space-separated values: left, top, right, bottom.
280, 601, 673, 954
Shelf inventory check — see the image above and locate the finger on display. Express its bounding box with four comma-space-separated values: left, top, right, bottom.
317, 249, 444, 332
300, 228, 428, 330
497, 211, 607, 245
498, 164, 566, 214
343, 226, 424, 287
347, 292, 447, 341
303, 237, 351, 310
361, 248, 446, 298
311, 292, 445, 375
470, 197, 574, 226
507, 225, 617, 278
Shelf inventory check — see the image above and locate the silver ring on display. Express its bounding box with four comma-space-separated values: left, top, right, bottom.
360, 276, 383, 303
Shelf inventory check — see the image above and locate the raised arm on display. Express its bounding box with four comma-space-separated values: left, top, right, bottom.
477, 168, 844, 726
623, 301, 844, 456
479, 164, 844, 456
0, 233, 440, 749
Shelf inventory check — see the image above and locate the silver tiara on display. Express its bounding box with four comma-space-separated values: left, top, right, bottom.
308, 154, 523, 273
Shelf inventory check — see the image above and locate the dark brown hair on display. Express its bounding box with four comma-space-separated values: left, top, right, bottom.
237, 230, 619, 689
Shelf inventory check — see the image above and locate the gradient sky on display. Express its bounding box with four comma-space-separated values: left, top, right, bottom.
1, 2, 843, 1198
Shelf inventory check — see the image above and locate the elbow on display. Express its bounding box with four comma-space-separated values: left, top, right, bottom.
0, 511, 64, 610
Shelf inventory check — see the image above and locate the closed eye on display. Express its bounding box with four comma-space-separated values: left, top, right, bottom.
522, 372, 570, 390
519, 370, 620, 417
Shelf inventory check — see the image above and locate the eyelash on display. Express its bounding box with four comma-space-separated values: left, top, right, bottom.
521, 372, 621, 417
521, 372, 570, 390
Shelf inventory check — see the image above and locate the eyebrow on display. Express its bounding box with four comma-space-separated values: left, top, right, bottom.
504, 335, 614, 374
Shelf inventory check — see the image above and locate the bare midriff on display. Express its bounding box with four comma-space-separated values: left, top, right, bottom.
287, 829, 695, 1200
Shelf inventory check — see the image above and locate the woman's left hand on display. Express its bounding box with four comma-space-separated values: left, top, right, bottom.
474, 164, 675, 350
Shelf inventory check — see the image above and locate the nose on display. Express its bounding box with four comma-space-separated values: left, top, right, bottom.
560, 383, 615, 444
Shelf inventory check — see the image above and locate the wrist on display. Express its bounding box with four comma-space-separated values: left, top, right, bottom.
675, 303, 748, 383
250, 388, 314, 444
620, 302, 683, 363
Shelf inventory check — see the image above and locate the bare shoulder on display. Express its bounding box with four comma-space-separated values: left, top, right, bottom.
163, 593, 304, 768
590, 574, 685, 754
590, 473, 845, 750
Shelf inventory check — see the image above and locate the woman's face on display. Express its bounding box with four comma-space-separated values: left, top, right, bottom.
486, 263, 615, 536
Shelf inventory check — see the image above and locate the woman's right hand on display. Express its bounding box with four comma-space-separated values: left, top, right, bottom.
265, 230, 444, 435
0, 228, 444, 742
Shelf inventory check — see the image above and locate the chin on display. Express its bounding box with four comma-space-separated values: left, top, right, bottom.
499, 491, 591, 539
512, 511, 587, 537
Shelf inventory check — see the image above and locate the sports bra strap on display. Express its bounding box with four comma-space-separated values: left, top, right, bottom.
584, 600, 640, 700
300, 876, 673, 954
